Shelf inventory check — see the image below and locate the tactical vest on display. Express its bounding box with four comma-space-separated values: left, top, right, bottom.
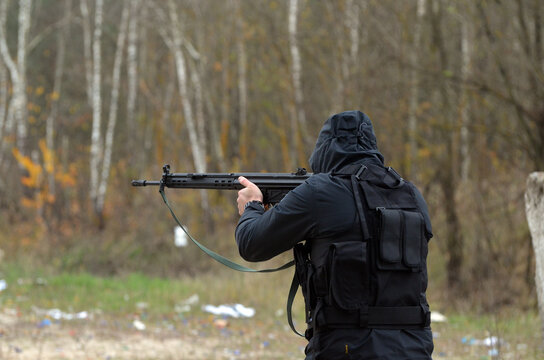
288, 163, 431, 340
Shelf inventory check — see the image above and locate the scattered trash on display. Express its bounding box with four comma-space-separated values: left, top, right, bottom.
0, 279, 6, 292
488, 347, 499, 356
175, 225, 188, 247
482, 336, 500, 347
175, 304, 191, 313
136, 302, 148, 310
461, 335, 505, 357
38, 319, 52, 328
33, 307, 89, 321
183, 294, 199, 305
175, 294, 199, 313
133, 319, 146, 331
35, 277, 48, 286
431, 311, 447, 323
213, 318, 228, 329
202, 304, 255, 318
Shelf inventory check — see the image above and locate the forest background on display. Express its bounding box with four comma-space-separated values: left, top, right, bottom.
0, 0, 543, 349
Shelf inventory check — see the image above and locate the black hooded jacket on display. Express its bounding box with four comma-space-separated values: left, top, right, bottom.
235, 111, 433, 359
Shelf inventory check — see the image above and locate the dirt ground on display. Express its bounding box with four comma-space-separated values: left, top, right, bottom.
0, 310, 307, 360
1, 309, 541, 359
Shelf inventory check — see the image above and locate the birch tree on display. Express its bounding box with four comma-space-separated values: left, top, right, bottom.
163, 0, 206, 174
87, 0, 104, 216
157, 0, 210, 217
288, 0, 309, 156
0, 0, 32, 153
126, 0, 139, 157
0, 1, 9, 167
96, 2, 129, 222
81, 0, 130, 225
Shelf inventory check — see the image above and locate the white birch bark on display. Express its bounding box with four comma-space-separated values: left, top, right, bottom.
460, 15, 472, 182
408, 0, 425, 179
0, 0, 31, 152
96, 2, 129, 215
80, 0, 93, 104
0, 60, 6, 144
126, 0, 139, 148
89, 0, 103, 209
14, 0, 31, 151
288, 0, 308, 141
235, 0, 248, 163
348, 0, 360, 70
525, 172, 544, 348
166, 0, 206, 173
45, 0, 71, 195
0, 0, 8, 160
0, 0, 18, 138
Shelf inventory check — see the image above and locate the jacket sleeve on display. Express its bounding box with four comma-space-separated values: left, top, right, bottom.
235, 181, 318, 262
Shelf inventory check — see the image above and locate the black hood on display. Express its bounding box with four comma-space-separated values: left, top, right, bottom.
309, 111, 384, 174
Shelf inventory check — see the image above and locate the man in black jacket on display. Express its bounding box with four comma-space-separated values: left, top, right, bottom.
236, 111, 434, 359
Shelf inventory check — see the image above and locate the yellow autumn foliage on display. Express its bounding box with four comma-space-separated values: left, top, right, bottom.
13, 142, 76, 209
12, 148, 42, 188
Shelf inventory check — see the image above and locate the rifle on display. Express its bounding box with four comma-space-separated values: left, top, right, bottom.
132, 164, 312, 204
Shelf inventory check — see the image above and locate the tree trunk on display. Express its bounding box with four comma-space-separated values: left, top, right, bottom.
0, 0, 31, 154
166, 0, 206, 174
408, 0, 425, 180
288, 0, 309, 160
126, 0, 139, 163
431, 0, 464, 290
96, 1, 129, 225
166, 0, 210, 218
0, 1, 8, 168
235, 0, 248, 165
80, 0, 93, 105
525, 172, 544, 348
89, 0, 103, 216
459, 6, 472, 182
14, 0, 31, 152
45, 0, 71, 197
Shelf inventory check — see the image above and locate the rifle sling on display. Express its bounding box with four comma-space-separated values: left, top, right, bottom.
159, 188, 295, 273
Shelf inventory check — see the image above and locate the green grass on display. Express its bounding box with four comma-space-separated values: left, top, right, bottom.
0, 260, 305, 322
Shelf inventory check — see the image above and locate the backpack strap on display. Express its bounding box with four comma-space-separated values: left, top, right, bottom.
350, 165, 371, 241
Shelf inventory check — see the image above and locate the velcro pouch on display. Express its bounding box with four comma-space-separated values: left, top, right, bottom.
327, 241, 369, 311
377, 208, 424, 272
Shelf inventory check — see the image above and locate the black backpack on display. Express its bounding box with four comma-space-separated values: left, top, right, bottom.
288, 163, 431, 339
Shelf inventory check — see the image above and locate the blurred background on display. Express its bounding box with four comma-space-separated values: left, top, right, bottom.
0, 0, 543, 358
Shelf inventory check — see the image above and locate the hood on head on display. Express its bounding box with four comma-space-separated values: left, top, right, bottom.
309, 110, 384, 174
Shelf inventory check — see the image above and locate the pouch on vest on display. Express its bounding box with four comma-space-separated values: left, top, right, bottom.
377, 208, 425, 272
327, 241, 369, 311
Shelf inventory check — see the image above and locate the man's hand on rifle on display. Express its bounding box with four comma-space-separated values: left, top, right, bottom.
237, 176, 264, 215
